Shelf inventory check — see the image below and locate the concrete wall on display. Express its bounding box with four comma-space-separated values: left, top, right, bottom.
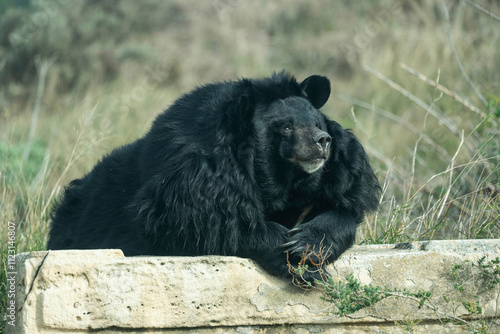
5, 239, 500, 333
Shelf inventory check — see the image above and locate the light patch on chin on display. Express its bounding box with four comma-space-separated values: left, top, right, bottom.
299, 159, 326, 174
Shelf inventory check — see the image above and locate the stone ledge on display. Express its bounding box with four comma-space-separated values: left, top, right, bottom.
6, 239, 500, 333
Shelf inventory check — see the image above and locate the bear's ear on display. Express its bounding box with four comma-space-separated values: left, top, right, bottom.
299, 75, 331, 109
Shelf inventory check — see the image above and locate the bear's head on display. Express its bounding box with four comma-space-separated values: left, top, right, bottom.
235, 74, 332, 175
257, 96, 331, 174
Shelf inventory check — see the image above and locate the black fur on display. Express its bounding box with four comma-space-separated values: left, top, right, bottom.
48, 72, 381, 282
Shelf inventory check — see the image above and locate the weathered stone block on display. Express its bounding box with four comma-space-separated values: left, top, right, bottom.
6, 239, 500, 333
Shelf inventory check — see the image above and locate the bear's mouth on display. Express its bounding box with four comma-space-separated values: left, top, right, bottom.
293, 157, 327, 174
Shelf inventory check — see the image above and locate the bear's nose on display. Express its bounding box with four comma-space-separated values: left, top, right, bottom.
313, 131, 331, 151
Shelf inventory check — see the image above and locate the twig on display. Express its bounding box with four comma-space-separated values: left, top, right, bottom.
399, 63, 486, 118
363, 65, 458, 135
368, 163, 396, 238
22, 54, 57, 162
463, 0, 500, 23
363, 65, 479, 157
347, 107, 410, 179
336, 92, 452, 160
440, 0, 490, 109
437, 130, 465, 221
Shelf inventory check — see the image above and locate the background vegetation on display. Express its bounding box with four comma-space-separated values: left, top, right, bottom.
1, 0, 499, 329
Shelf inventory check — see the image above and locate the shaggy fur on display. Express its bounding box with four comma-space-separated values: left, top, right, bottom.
48, 72, 380, 282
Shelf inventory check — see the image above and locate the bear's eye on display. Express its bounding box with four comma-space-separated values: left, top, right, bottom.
282, 126, 293, 134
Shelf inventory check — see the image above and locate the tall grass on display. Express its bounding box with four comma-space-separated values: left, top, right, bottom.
1, 0, 499, 330
356, 63, 499, 244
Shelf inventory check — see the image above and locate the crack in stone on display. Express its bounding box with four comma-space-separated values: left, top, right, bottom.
345, 314, 390, 322
16, 251, 50, 315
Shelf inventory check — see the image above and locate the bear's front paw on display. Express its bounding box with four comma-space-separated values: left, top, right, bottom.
282, 225, 334, 263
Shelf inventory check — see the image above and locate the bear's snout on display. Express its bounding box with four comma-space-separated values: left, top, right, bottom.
313, 131, 331, 152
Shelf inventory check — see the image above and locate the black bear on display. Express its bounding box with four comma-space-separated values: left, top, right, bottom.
48, 72, 380, 282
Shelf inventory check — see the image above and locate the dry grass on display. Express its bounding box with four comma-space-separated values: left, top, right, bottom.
356, 62, 499, 243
